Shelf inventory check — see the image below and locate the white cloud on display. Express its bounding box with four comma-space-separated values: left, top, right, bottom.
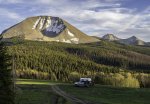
0, 0, 23, 4
119, 6, 150, 32
0, 0, 149, 41
0, 8, 22, 20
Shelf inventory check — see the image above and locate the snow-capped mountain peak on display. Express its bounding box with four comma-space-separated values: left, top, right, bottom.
1, 16, 99, 44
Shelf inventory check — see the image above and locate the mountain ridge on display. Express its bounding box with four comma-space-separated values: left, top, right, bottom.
1, 16, 99, 44
102, 34, 149, 46
118, 36, 145, 45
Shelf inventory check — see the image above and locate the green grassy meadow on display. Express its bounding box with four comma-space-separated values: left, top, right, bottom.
15, 79, 71, 104
16, 79, 55, 85
16, 79, 52, 104
59, 84, 150, 104
16, 79, 150, 104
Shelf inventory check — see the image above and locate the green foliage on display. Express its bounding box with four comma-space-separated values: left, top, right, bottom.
121, 73, 140, 88
136, 73, 150, 88
0, 42, 14, 104
94, 72, 140, 88
5, 40, 150, 87
16, 69, 49, 80
7, 40, 122, 81
68, 71, 80, 82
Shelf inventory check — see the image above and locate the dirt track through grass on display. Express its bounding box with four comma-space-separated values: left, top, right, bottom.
51, 85, 89, 104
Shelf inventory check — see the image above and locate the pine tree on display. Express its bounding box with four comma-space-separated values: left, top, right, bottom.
0, 40, 14, 104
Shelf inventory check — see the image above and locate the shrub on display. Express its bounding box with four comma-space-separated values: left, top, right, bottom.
94, 72, 140, 88
121, 77, 140, 88
137, 73, 150, 88
68, 71, 80, 82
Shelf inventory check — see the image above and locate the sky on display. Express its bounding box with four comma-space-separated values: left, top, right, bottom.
0, 0, 150, 41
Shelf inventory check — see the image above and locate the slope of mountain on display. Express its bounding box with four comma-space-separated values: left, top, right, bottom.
1, 16, 99, 44
102, 34, 120, 41
146, 42, 150, 46
118, 36, 146, 45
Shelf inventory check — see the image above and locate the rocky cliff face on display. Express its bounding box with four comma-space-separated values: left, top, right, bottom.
102, 34, 120, 41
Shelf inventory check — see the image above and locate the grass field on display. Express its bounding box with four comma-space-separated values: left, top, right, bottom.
59, 84, 150, 104
16, 85, 52, 104
15, 79, 71, 104
16, 79, 150, 104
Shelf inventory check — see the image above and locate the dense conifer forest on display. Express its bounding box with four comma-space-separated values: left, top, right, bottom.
6, 38, 150, 87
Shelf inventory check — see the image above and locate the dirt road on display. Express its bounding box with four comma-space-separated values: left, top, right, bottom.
51, 85, 90, 104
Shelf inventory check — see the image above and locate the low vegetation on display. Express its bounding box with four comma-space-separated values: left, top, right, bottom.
94, 72, 140, 88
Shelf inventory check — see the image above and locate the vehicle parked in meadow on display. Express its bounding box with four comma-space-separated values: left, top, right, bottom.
74, 78, 94, 87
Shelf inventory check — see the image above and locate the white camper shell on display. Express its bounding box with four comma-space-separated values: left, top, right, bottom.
80, 78, 91, 81
74, 78, 94, 87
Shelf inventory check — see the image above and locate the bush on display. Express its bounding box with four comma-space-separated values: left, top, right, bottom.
94, 72, 140, 88
94, 72, 105, 84
111, 73, 124, 87
68, 71, 80, 82
137, 73, 150, 88
121, 77, 140, 88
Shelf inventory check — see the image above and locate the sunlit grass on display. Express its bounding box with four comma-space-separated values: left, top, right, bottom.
16, 79, 51, 85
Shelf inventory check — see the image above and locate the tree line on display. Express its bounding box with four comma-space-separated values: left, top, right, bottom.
6, 39, 150, 87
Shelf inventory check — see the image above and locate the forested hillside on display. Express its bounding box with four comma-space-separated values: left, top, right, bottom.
4, 38, 150, 87
6, 39, 150, 87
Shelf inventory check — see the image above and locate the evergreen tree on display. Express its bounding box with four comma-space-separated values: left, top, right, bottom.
0, 40, 14, 104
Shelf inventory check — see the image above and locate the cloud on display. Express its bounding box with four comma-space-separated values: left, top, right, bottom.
0, 0, 149, 41
0, 0, 23, 4
0, 8, 23, 32
0, 8, 22, 20
119, 6, 150, 32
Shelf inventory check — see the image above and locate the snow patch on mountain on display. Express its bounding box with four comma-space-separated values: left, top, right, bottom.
71, 38, 79, 44
45, 17, 51, 28
67, 29, 74, 37
62, 39, 71, 43
39, 18, 45, 30
71, 38, 79, 41
56, 40, 59, 42
32, 17, 41, 29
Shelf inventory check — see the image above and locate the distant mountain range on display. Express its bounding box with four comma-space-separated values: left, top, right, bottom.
101, 34, 150, 46
1, 16, 99, 44
0, 16, 149, 46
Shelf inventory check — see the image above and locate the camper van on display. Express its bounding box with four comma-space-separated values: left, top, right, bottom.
74, 78, 94, 87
